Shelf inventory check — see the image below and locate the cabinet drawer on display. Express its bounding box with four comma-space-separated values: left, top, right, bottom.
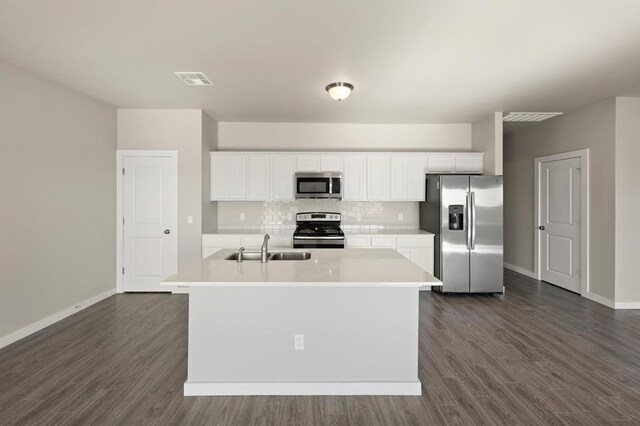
346, 236, 371, 248
269, 235, 292, 248
371, 236, 396, 248
396, 236, 433, 248
202, 236, 241, 248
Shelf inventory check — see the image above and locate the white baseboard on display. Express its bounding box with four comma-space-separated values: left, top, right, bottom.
614, 302, 640, 310
586, 292, 615, 309
172, 287, 189, 294
0, 288, 116, 350
184, 380, 422, 396
504, 262, 536, 279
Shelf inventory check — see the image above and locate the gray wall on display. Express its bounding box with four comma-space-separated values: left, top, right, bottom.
218, 122, 471, 151
0, 59, 116, 341
614, 97, 640, 304
202, 113, 218, 233
117, 109, 206, 268
504, 98, 616, 300
472, 112, 503, 175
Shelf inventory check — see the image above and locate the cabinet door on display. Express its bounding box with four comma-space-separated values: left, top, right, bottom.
346, 235, 371, 248
247, 155, 271, 200
226, 155, 247, 199
210, 153, 229, 200
272, 156, 295, 200
407, 156, 426, 200
367, 156, 391, 200
426, 154, 455, 173
343, 156, 367, 201
455, 154, 483, 173
296, 155, 320, 172
371, 236, 395, 248
390, 156, 408, 200
320, 155, 343, 172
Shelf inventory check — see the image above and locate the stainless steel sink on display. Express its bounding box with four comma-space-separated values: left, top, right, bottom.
224, 251, 312, 261
268, 252, 312, 261
225, 252, 263, 261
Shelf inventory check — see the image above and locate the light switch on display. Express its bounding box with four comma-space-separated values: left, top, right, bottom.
398, 213, 404, 221
187, 216, 193, 225
240, 213, 246, 221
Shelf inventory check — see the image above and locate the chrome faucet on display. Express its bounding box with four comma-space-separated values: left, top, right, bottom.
261, 234, 270, 263
236, 247, 245, 263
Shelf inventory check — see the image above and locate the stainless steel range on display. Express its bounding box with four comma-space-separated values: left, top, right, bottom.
293, 212, 345, 249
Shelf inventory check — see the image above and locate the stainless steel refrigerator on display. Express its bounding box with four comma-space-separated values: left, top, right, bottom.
419, 175, 504, 293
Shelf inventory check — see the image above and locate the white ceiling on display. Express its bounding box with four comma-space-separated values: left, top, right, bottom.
1, 1, 639, 123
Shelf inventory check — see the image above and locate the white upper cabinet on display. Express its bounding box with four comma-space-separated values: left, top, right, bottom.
247, 155, 271, 200
210, 153, 246, 200
366, 156, 391, 200
296, 155, 320, 172
391, 156, 425, 201
272, 155, 295, 200
320, 155, 343, 172
212, 151, 483, 201
454, 154, 483, 173
343, 156, 367, 201
425, 153, 483, 174
426, 154, 455, 173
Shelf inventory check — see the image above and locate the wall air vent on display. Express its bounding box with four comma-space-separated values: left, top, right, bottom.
503, 112, 563, 122
175, 72, 212, 86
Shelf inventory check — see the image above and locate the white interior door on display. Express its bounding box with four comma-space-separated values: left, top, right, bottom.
538, 157, 581, 293
123, 155, 178, 292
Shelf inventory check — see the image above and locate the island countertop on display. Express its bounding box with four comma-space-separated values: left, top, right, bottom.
163, 248, 442, 288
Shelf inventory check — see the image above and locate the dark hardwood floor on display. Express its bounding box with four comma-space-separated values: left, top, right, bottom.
1, 269, 639, 425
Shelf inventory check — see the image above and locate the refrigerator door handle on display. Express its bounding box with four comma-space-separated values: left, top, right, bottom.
470, 191, 476, 250
465, 192, 471, 249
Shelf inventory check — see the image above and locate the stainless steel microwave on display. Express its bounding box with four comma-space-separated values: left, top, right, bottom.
295, 172, 342, 199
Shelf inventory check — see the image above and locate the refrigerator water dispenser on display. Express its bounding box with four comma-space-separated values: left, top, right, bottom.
448, 205, 464, 230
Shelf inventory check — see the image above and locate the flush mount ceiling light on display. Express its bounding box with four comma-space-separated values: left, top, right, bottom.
325, 82, 354, 101
175, 72, 212, 86
503, 112, 563, 122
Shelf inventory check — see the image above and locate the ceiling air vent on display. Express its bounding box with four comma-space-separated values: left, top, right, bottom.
503, 112, 563, 122
175, 72, 212, 86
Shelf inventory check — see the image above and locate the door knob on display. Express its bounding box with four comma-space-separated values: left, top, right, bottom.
164, 229, 171, 234
538, 226, 545, 231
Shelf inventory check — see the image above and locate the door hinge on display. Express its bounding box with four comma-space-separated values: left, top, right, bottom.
122, 168, 125, 175
122, 267, 125, 275
122, 217, 125, 225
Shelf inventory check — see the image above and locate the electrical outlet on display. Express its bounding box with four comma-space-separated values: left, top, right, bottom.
294, 334, 304, 350
240, 213, 245, 221
398, 213, 404, 221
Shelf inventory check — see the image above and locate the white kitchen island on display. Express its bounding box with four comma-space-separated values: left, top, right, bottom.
163, 248, 442, 396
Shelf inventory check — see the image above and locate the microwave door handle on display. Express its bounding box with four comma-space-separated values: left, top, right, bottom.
329, 177, 332, 195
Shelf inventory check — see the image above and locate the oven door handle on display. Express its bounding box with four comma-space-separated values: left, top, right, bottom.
293, 236, 345, 240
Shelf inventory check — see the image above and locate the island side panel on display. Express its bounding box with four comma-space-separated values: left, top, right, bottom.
187, 286, 419, 390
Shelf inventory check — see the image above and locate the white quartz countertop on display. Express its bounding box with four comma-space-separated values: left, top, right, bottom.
203, 229, 434, 236
163, 248, 442, 288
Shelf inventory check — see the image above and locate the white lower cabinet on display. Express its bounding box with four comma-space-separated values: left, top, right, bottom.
345, 234, 434, 275
203, 233, 434, 277
202, 234, 292, 259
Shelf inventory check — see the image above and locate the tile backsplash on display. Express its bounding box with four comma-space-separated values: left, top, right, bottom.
216, 200, 419, 232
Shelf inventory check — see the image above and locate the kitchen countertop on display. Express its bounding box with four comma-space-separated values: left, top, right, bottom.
203, 229, 434, 236
163, 248, 441, 288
